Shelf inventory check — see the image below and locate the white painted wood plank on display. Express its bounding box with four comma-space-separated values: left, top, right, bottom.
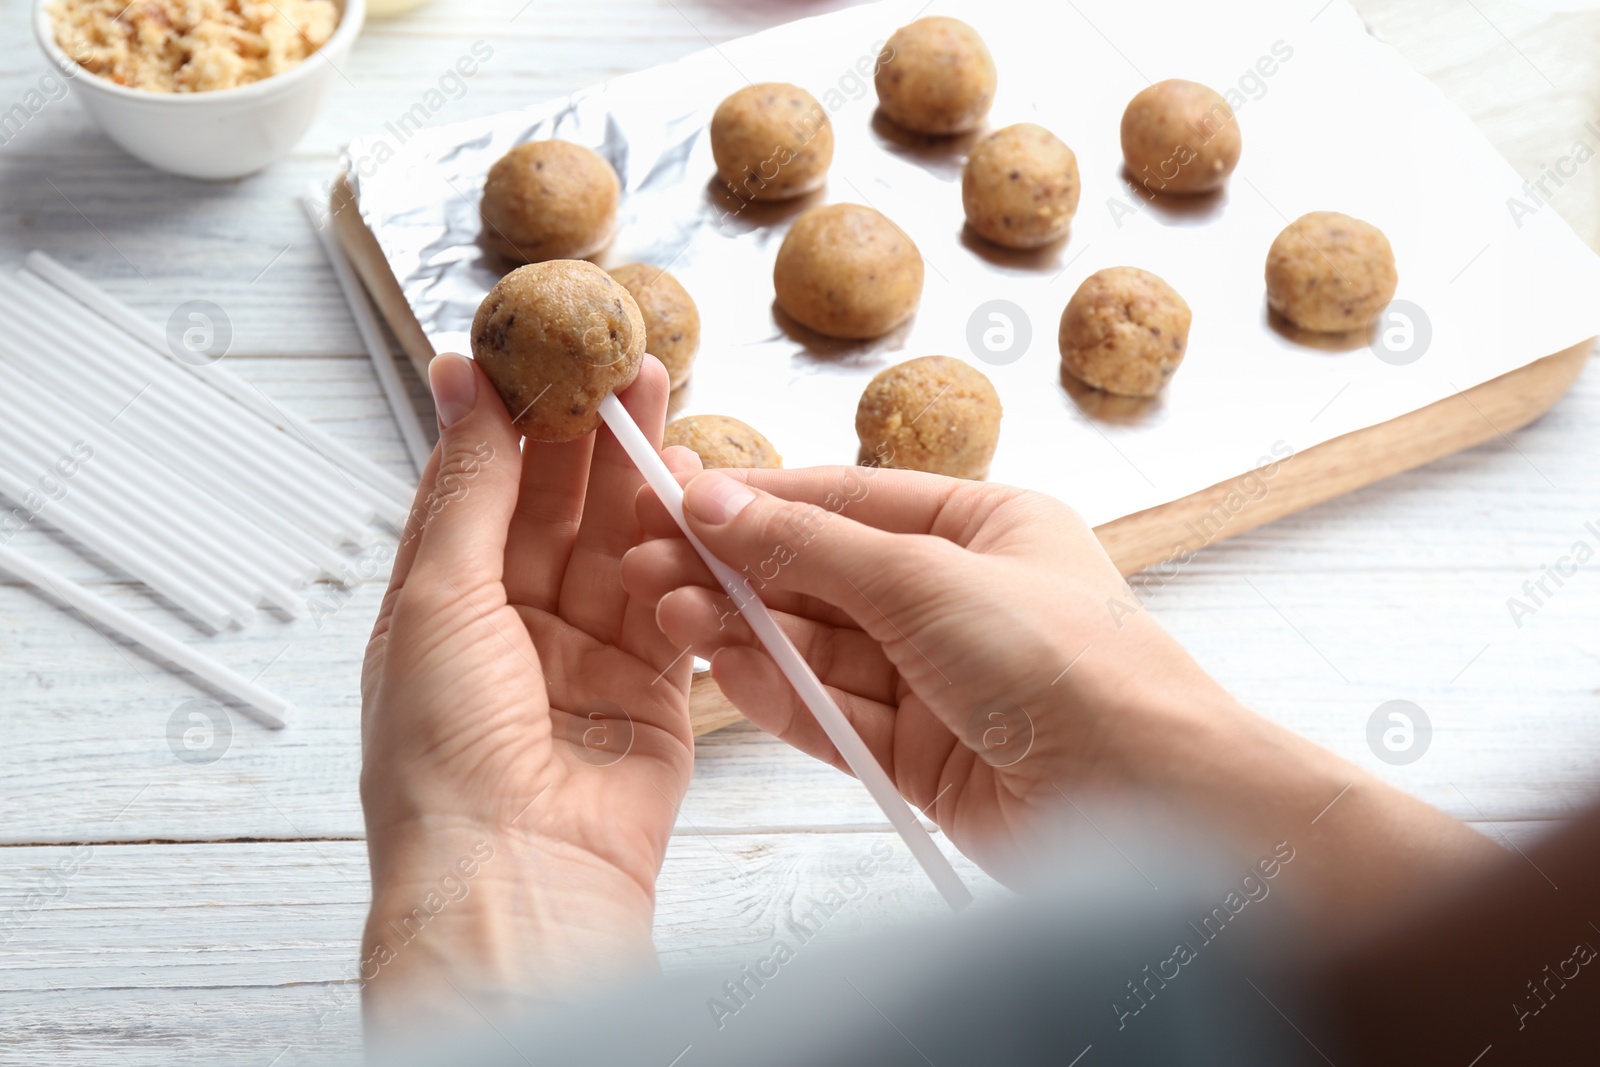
0, 834, 994, 987
0, 822, 1562, 1064
0, 986, 361, 1067
0, 824, 1562, 990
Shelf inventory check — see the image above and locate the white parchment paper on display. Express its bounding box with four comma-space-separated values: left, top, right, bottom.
344, 0, 1600, 527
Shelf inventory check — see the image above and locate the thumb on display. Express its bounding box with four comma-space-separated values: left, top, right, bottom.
681, 470, 932, 614
407, 353, 523, 586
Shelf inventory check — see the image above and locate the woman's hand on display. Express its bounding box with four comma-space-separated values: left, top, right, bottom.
623, 467, 1499, 909
623, 465, 1207, 879
359, 354, 696, 1032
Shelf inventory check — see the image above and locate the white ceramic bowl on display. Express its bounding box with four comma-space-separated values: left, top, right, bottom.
34, 0, 365, 180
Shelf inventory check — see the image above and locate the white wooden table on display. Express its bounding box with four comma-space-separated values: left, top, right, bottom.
2, 1, 1598, 1062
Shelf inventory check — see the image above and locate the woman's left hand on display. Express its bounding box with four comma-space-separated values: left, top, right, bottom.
358, 353, 698, 1031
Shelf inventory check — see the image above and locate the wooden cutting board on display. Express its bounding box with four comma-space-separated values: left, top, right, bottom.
329, 175, 1593, 739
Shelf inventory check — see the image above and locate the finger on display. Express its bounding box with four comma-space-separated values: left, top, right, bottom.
368, 439, 443, 653
616, 438, 706, 676
406, 354, 524, 590
620, 536, 859, 632
384, 439, 442, 597
656, 585, 898, 705
637, 464, 977, 540
502, 432, 595, 612
631, 446, 701, 539
557, 356, 671, 643
679, 469, 955, 617
710, 645, 899, 779
627, 447, 701, 555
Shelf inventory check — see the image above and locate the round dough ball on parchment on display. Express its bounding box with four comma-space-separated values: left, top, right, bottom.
773, 203, 924, 340
607, 263, 701, 389
663, 415, 782, 469
710, 82, 834, 202
855, 356, 1001, 480
1120, 79, 1240, 196
1059, 267, 1192, 398
480, 140, 620, 263
962, 122, 1081, 249
470, 260, 645, 443
874, 17, 997, 136
1265, 211, 1398, 333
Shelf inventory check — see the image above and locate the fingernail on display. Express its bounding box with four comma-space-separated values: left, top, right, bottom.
429, 354, 478, 429
685, 472, 755, 525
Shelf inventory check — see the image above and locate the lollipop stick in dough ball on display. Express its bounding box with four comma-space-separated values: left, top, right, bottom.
711, 83, 834, 202
1059, 267, 1191, 398
856, 356, 1001, 480
1120, 79, 1241, 196
608, 264, 701, 389
1265, 211, 1397, 333
470, 261, 645, 443
480, 140, 620, 263
663, 415, 782, 469
962, 123, 1081, 250
874, 17, 997, 136
773, 203, 924, 340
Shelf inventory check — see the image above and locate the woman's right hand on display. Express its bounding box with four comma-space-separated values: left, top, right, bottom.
621, 464, 1255, 880
622, 464, 1500, 912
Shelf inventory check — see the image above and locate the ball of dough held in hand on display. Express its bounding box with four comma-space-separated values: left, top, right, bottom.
470, 260, 645, 443
480, 140, 620, 263
607, 264, 701, 389
874, 17, 996, 136
962, 123, 1081, 249
773, 203, 924, 340
856, 356, 1001, 480
1120, 79, 1241, 196
1265, 211, 1398, 333
1059, 267, 1192, 398
710, 82, 834, 201
663, 415, 782, 469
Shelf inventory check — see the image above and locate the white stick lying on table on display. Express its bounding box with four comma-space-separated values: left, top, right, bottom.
23, 251, 416, 522
598, 394, 972, 911
0, 324, 346, 580
5, 272, 379, 545
0, 465, 238, 633
0, 361, 307, 618
0, 543, 289, 728
302, 195, 434, 476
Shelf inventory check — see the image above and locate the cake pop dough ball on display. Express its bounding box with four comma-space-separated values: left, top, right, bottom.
1059, 267, 1192, 398
663, 415, 782, 469
855, 356, 1001, 480
1120, 79, 1241, 196
480, 140, 620, 263
962, 123, 1081, 249
1265, 211, 1398, 333
470, 260, 645, 443
710, 82, 834, 201
607, 264, 701, 390
773, 203, 924, 340
874, 17, 996, 136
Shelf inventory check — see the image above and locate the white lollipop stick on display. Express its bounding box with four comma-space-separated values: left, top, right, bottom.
598, 394, 971, 911
0, 542, 288, 728
0, 465, 236, 632
23, 251, 415, 520
302, 195, 433, 475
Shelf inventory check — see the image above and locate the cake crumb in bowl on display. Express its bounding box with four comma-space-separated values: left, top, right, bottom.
48, 0, 340, 93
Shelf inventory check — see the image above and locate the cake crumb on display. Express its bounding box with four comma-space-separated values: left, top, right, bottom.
49, 0, 340, 93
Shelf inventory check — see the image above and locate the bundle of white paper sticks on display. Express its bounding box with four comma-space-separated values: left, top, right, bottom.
0, 251, 419, 726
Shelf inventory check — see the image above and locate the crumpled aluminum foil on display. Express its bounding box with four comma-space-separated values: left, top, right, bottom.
345, 0, 1600, 528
